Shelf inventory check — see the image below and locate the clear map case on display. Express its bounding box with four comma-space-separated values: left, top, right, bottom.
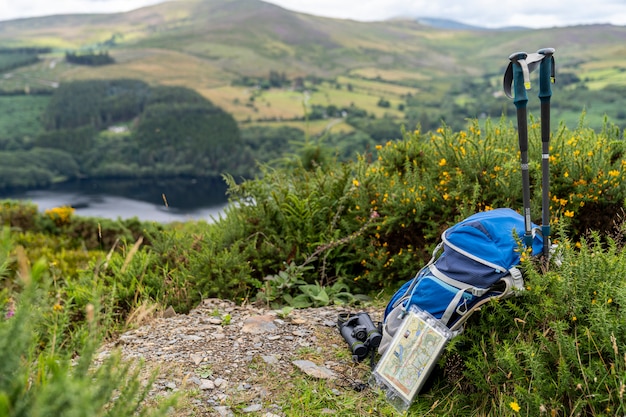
370, 305, 453, 412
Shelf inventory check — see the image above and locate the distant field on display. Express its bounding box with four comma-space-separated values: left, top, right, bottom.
0, 50, 234, 92
244, 119, 354, 136
309, 83, 405, 118
63, 49, 232, 88
0, 56, 406, 140
1, 49, 622, 137
0, 56, 66, 90
200, 86, 306, 122
579, 64, 626, 89
202, 78, 409, 122
348, 67, 430, 83
0, 51, 416, 124
335, 76, 420, 97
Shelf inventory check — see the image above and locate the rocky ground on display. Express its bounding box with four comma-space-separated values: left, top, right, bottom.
97, 299, 385, 416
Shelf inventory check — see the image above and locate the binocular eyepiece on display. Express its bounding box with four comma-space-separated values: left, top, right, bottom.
337, 312, 382, 362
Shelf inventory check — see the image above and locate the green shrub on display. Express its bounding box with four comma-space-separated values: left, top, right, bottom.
142, 221, 259, 310
0, 229, 176, 417
65, 216, 145, 250
0, 200, 39, 231
207, 116, 626, 303
223, 160, 379, 297
548, 119, 626, 235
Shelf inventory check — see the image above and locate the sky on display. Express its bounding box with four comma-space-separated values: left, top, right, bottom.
2, 0, 626, 28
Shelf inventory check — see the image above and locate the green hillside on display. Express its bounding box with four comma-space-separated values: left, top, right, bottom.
1, 0, 626, 138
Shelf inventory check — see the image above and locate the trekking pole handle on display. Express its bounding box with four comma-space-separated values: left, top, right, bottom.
537, 48, 555, 104
508, 52, 531, 108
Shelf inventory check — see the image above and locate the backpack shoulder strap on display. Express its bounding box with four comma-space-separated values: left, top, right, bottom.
428, 264, 491, 297
389, 243, 444, 313
447, 268, 525, 332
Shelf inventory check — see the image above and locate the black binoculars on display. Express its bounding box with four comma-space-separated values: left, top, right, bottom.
337, 312, 382, 362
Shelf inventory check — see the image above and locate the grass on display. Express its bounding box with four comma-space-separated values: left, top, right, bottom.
61, 49, 231, 87
200, 78, 410, 123
309, 83, 405, 119
260, 325, 400, 416
335, 76, 421, 96
579, 65, 626, 89
348, 67, 431, 83
280, 377, 393, 416
0, 56, 65, 91
245, 119, 354, 136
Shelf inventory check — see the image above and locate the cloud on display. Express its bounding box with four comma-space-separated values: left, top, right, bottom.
2, 0, 626, 28
264, 0, 626, 28
0, 0, 164, 21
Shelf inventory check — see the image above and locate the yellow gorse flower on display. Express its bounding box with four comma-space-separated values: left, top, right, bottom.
509, 401, 521, 412
45, 206, 75, 226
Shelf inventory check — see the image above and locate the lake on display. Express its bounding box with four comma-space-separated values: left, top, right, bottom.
0, 178, 230, 223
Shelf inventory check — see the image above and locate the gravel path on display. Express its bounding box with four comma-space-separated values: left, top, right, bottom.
97, 299, 384, 416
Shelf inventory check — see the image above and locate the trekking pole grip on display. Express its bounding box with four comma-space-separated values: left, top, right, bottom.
508, 52, 530, 108
538, 48, 555, 147
537, 48, 555, 103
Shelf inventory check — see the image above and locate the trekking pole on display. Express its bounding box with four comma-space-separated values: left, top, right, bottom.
537, 48, 555, 260
507, 52, 534, 248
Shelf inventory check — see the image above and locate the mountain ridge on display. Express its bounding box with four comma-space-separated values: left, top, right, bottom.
1, 0, 624, 77
410, 16, 528, 31
2, 0, 626, 130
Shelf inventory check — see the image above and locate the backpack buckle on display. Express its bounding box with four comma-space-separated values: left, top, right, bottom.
456, 300, 469, 315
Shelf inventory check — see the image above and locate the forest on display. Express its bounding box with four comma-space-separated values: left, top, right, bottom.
0, 80, 260, 189
64, 50, 115, 66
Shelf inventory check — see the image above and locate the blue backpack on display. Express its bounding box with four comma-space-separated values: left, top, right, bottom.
379, 208, 544, 353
